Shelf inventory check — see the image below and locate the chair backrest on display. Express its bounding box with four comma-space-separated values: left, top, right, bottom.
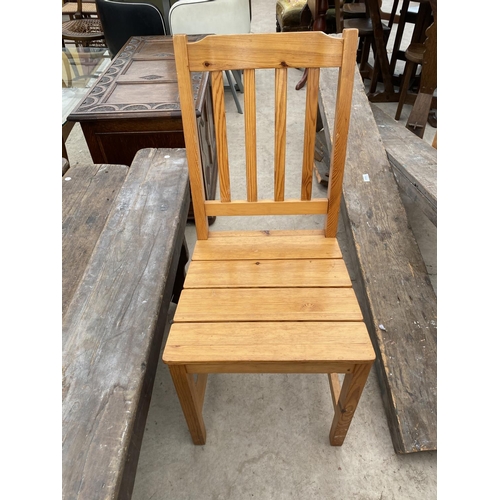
169, 0, 251, 35
174, 30, 358, 240
96, 0, 167, 57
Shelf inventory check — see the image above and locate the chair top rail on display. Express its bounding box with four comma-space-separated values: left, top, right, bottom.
183, 31, 349, 72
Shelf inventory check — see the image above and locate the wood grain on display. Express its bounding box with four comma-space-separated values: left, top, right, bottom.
244, 68, 258, 201
165, 322, 374, 365
319, 67, 437, 453
62, 163, 128, 317
174, 287, 363, 323
62, 148, 190, 499
184, 258, 351, 288
173, 35, 209, 239
211, 70, 231, 202
371, 104, 437, 225
204, 199, 327, 216
329, 363, 372, 445
184, 31, 346, 71
192, 233, 342, 260
301, 67, 320, 200
325, 28, 358, 238
274, 67, 287, 201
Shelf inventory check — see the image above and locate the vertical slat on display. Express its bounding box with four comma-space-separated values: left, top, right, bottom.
211, 71, 231, 202
301, 67, 320, 200
173, 35, 208, 239
325, 29, 358, 237
274, 67, 287, 201
244, 69, 258, 201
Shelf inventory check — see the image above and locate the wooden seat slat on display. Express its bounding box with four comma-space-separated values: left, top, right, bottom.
175, 287, 363, 322
192, 234, 342, 260
184, 258, 352, 288
165, 322, 375, 364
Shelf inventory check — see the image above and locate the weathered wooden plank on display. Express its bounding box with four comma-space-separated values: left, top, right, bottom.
62, 163, 128, 317
370, 104, 437, 226
62, 148, 190, 499
319, 67, 437, 453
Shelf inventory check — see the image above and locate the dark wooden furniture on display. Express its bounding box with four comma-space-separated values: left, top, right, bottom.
62, 0, 105, 47
68, 35, 218, 218
401, 19, 437, 138
62, 46, 112, 164
319, 66, 436, 454
388, 0, 433, 77
335, 0, 391, 91
62, 148, 190, 499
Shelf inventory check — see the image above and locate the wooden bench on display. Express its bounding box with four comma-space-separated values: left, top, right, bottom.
370, 103, 437, 226
318, 66, 437, 454
62, 148, 190, 499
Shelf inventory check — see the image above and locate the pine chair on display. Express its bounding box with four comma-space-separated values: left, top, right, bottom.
163, 30, 376, 446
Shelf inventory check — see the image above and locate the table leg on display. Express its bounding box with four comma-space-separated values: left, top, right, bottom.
172, 236, 189, 304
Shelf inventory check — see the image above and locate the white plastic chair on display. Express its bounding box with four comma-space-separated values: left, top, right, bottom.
168, 0, 251, 113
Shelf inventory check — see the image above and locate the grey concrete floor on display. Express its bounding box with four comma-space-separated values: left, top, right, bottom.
65, 1, 437, 498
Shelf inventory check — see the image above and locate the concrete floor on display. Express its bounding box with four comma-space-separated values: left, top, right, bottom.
65, 1, 437, 498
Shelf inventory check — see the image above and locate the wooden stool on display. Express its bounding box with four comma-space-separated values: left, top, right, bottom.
395, 20, 436, 138
163, 31, 375, 446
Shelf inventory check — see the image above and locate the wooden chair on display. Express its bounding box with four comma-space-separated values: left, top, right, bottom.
62, 0, 105, 47
162, 30, 376, 446
62, 0, 98, 20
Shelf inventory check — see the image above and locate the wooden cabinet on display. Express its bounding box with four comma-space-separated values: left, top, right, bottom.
68, 35, 218, 218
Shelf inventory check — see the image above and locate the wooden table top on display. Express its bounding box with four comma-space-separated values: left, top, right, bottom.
67, 35, 209, 122
62, 148, 190, 499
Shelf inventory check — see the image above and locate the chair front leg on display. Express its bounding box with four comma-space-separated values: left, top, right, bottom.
329, 363, 372, 446
169, 365, 207, 445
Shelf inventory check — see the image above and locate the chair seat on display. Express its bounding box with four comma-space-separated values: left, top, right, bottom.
62, 18, 105, 43
343, 17, 390, 36
405, 42, 425, 64
343, 3, 366, 16
164, 231, 374, 373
